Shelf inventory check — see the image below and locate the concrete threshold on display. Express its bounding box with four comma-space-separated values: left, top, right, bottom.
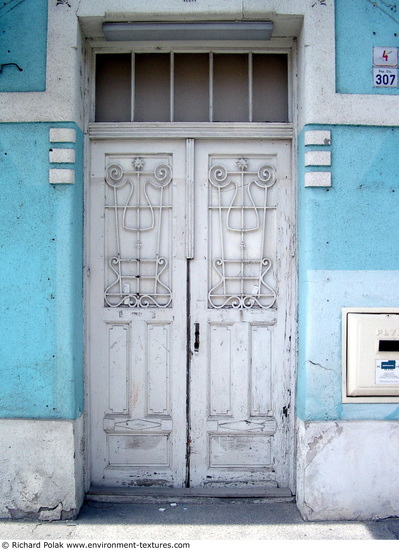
86, 485, 294, 504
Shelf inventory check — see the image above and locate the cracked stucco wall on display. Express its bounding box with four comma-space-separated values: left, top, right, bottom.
0, 418, 84, 520
297, 126, 399, 422
297, 419, 399, 520
0, 0, 85, 519
2, 0, 399, 523
296, 0, 399, 520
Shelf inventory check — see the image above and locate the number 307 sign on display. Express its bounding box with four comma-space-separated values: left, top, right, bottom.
373, 47, 398, 87
373, 67, 398, 87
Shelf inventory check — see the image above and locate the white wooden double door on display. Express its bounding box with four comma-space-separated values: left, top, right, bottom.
88, 137, 294, 489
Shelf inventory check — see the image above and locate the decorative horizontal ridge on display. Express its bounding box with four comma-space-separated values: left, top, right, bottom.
89, 122, 294, 140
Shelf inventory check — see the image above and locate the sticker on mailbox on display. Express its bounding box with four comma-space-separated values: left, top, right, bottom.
376, 360, 399, 384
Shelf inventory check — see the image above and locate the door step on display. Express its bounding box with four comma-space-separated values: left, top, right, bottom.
86, 485, 294, 503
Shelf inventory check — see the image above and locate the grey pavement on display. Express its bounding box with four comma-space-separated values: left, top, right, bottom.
1, 499, 399, 540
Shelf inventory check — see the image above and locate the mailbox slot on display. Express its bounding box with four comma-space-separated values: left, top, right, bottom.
378, 340, 399, 352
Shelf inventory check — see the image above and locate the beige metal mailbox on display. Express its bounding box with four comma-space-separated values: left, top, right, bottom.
343, 308, 399, 403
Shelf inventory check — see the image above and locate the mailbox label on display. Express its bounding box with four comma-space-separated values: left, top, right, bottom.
376, 360, 399, 384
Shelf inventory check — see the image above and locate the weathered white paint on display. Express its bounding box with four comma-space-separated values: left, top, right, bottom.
304, 150, 331, 167
296, 418, 399, 520
88, 137, 296, 490
189, 139, 295, 489
304, 130, 331, 146
304, 171, 331, 187
89, 139, 188, 487
88, 122, 294, 140
79, 0, 399, 128
49, 168, 75, 184
0, 417, 84, 520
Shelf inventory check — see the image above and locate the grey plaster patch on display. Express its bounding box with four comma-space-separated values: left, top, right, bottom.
305, 422, 343, 465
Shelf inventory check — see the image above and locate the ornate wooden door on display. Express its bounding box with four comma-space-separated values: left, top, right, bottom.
89, 140, 187, 487
189, 140, 294, 488
88, 138, 294, 490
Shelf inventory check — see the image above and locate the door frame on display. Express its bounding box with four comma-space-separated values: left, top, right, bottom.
83, 39, 299, 494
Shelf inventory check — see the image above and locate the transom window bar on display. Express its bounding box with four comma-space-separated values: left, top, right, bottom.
95, 52, 288, 123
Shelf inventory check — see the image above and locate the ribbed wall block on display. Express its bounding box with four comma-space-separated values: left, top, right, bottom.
49, 168, 75, 184
49, 128, 76, 184
49, 148, 75, 164
305, 171, 332, 187
304, 130, 331, 146
49, 128, 76, 143
305, 150, 331, 167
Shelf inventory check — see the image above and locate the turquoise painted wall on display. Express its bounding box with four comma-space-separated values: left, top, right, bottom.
336, 0, 399, 94
299, 0, 399, 422
297, 124, 399, 421
0, 0, 48, 92
300, 125, 399, 270
0, 122, 83, 418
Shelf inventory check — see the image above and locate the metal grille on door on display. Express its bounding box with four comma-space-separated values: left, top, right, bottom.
208, 156, 277, 309
104, 156, 173, 308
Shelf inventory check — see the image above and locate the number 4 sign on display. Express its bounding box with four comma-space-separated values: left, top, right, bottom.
373, 47, 398, 87
373, 47, 398, 67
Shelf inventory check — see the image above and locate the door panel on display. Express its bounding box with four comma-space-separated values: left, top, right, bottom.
89, 140, 187, 487
189, 140, 294, 488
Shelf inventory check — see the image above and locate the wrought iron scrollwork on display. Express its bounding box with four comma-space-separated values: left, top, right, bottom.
208, 156, 277, 310
104, 157, 173, 308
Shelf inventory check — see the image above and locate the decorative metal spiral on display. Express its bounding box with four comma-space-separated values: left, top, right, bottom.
257, 164, 276, 187
209, 164, 229, 187
261, 257, 272, 268
153, 163, 172, 186
105, 163, 125, 187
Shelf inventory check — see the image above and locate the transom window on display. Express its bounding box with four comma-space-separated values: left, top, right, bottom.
95, 52, 288, 123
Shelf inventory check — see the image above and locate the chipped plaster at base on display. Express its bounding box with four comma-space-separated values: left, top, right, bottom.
0, 417, 84, 520
296, 418, 399, 520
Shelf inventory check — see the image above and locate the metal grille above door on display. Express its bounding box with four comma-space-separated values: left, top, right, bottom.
95, 52, 288, 123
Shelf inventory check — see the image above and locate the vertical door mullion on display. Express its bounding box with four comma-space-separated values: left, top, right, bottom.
248, 52, 253, 123
131, 52, 135, 122
287, 48, 294, 124
185, 138, 195, 259
170, 52, 174, 122
209, 52, 213, 122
